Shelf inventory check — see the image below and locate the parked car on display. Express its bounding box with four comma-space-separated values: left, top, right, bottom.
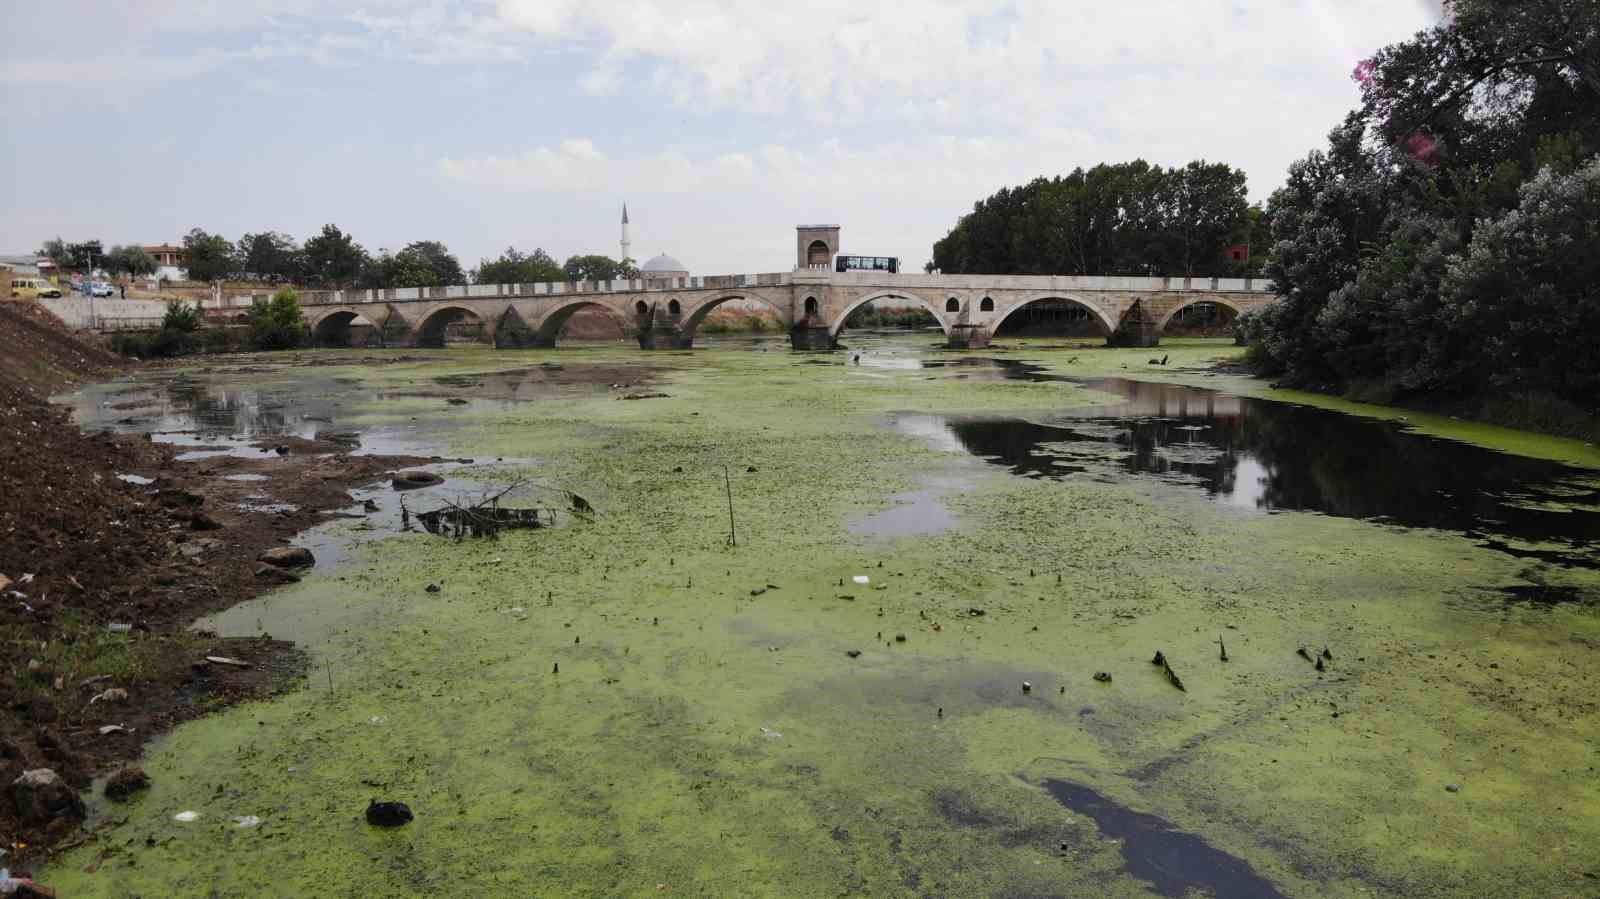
9, 277, 62, 299
89, 282, 115, 297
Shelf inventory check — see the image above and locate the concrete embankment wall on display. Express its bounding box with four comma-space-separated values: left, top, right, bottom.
39, 297, 169, 329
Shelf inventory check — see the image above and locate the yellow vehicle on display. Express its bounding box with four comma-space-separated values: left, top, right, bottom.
10, 277, 62, 299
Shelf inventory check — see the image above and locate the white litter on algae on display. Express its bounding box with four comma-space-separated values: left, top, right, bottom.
47, 341, 1600, 898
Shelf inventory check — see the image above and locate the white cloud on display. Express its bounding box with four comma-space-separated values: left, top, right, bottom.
490, 0, 1432, 133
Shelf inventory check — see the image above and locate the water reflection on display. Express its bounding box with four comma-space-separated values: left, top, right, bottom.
898, 377, 1600, 568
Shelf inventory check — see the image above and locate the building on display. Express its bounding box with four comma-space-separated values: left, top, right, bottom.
0, 255, 42, 278
639, 253, 689, 281
143, 244, 188, 281
620, 206, 690, 281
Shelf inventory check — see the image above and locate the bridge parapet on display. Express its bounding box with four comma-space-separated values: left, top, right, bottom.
251, 270, 1273, 309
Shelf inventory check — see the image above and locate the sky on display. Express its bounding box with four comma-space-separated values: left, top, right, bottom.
0, 1, 1440, 276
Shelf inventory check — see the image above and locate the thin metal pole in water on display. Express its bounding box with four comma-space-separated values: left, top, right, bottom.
723, 465, 737, 547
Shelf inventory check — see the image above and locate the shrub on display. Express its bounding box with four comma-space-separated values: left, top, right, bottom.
161, 301, 202, 333
247, 288, 307, 350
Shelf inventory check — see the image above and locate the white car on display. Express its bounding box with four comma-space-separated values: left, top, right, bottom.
89, 282, 115, 297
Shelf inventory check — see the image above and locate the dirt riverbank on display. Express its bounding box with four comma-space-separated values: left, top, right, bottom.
0, 304, 439, 872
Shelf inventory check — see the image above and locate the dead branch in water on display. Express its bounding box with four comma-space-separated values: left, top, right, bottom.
415, 477, 594, 539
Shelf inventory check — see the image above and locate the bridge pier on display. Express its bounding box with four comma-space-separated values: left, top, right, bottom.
946, 324, 991, 349
637, 320, 690, 349
1107, 300, 1160, 347
789, 324, 834, 350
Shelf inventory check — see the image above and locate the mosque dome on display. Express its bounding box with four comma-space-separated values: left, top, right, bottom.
641, 253, 688, 276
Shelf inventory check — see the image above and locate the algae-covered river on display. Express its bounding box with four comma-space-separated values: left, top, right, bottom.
51, 337, 1600, 897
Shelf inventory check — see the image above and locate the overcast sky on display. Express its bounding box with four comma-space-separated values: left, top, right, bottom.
0, 1, 1438, 276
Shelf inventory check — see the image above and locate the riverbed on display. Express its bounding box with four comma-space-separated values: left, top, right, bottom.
47, 337, 1600, 897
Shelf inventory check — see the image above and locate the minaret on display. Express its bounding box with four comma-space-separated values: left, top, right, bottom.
620, 203, 631, 262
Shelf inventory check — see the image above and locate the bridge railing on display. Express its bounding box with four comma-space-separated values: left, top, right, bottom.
243, 271, 1273, 307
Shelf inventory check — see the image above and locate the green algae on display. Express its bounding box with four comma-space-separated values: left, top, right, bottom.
47, 342, 1600, 897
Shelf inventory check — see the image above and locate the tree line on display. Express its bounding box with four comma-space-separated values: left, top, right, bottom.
38, 227, 640, 289
1240, 0, 1598, 422
928, 160, 1268, 278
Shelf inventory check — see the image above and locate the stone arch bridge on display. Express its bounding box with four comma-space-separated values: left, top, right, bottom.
233, 270, 1277, 350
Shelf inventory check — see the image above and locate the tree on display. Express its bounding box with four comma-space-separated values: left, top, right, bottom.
36, 237, 68, 268
106, 245, 157, 278
1165, 160, 1249, 275
236, 232, 302, 283
1438, 156, 1600, 402
247, 288, 307, 350
396, 241, 464, 286
40, 239, 105, 271
472, 246, 564, 284
303, 224, 367, 287
183, 228, 237, 282
928, 160, 1253, 276
1244, 0, 1600, 416
562, 254, 627, 282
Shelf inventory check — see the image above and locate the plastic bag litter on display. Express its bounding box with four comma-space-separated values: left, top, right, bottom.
232, 815, 262, 828
852, 575, 870, 585
173, 810, 200, 822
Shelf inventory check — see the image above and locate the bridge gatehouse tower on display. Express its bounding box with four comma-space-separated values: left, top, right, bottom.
789, 225, 841, 348
795, 225, 840, 271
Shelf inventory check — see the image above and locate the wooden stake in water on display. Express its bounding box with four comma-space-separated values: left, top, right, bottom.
723, 465, 737, 547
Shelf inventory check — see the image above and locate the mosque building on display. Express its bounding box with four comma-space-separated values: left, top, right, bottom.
621, 203, 689, 280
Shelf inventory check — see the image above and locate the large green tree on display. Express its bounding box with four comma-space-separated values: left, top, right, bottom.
929, 160, 1252, 277
562, 254, 630, 282
397, 241, 464, 286
473, 246, 564, 284
302, 224, 367, 287
1245, 0, 1599, 414
182, 228, 237, 282
105, 245, 157, 278
236, 231, 302, 283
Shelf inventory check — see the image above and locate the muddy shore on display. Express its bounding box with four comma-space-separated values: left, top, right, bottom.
2, 309, 504, 870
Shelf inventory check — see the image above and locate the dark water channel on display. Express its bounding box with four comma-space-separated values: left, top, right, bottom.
894, 363, 1600, 570
1041, 779, 1288, 898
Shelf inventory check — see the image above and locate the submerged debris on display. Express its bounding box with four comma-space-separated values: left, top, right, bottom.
1150, 651, 1186, 692
365, 799, 413, 827
418, 505, 547, 538
392, 471, 444, 491
1093, 672, 1113, 683
104, 767, 149, 801
416, 479, 594, 539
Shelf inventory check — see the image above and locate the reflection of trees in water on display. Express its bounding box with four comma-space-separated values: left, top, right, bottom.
157, 378, 297, 438
941, 382, 1600, 564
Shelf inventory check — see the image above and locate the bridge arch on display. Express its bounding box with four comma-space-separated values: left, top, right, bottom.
680, 292, 792, 342
829, 290, 949, 337
1155, 296, 1245, 333
309, 307, 390, 347
991, 294, 1117, 337
415, 304, 492, 347
530, 299, 632, 347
